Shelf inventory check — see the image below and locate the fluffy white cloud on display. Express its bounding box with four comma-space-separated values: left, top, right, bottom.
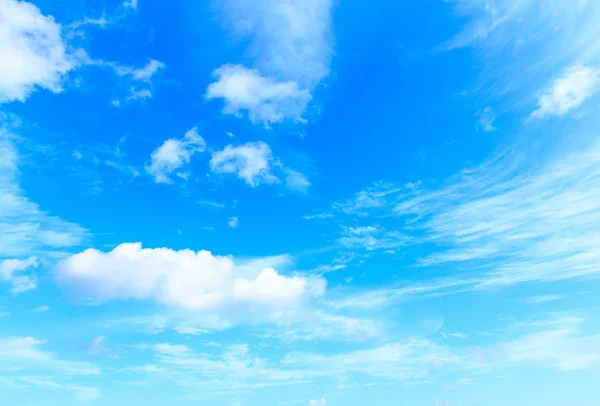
55, 242, 326, 316
210, 141, 279, 187
0, 0, 79, 102
210, 141, 310, 190
207, 0, 334, 125
0, 257, 38, 293
531, 65, 600, 118
308, 398, 327, 406
146, 127, 206, 183
205, 65, 311, 126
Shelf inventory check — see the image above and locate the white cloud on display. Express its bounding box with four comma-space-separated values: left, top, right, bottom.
531, 65, 600, 118
0, 336, 100, 375
338, 225, 407, 252
146, 127, 206, 183
228, 217, 239, 228
205, 65, 311, 127
477, 106, 497, 131
123, 0, 138, 10
302, 213, 334, 220
55, 242, 326, 320
393, 137, 600, 289
210, 141, 278, 187
210, 141, 310, 190
220, 0, 333, 88
308, 398, 327, 406
445, 1, 600, 110
113, 59, 165, 82
0, 0, 80, 102
0, 137, 88, 258
32, 305, 50, 313
0, 257, 38, 293
112, 87, 152, 107
285, 168, 311, 193
207, 0, 334, 125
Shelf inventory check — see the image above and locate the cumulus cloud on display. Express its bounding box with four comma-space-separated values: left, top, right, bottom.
210, 141, 279, 187
210, 141, 310, 191
531, 65, 600, 118
205, 65, 311, 127
206, 0, 334, 125
55, 242, 326, 318
0, 0, 80, 102
146, 127, 206, 183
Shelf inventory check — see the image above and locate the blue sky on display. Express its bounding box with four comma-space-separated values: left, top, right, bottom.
1, 0, 600, 405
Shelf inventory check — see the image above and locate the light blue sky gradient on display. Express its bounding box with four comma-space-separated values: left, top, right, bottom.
2, 0, 600, 405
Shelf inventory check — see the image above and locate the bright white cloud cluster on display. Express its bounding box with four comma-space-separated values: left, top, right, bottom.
210, 141, 279, 187
206, 0, 334, 125
55, 242, 326, 317
0, 0, 79, 102
146, 127, 206, 183
531, 65, 600, 118
205, 65, 311, 127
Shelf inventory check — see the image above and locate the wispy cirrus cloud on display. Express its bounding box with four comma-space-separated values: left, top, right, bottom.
0, 135, 88, 261
446, 0, 600, 112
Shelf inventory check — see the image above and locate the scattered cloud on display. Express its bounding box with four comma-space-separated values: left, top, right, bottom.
32, 305, 50, 313
0, 0, 81, 102
206, 65, 311, 127
210, 141, 279, 187
285, 169, 311, 193
477, 106, 497, 131
55, 242, 326, 324
302, 213, 334, 220
123, 0, 138, 10
207, 0, 334, 125
308, 398, 327, 406
338, 225, 407, 252
228, 217, 239, 228
393, 138, 600, 289
0, 137, 87, 259
0, 336, 100, 375
0, 257, 38, 293
146, 127, 206, 183
531, 65, 600, 118
111, 59, 165, 82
